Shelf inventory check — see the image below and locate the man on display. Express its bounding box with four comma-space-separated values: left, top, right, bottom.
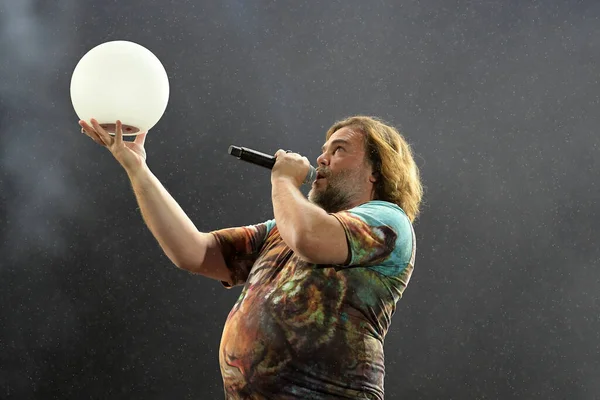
80, 115, 423, 399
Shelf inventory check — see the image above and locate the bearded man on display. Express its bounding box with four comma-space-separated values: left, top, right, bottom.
80, 115, 423, 399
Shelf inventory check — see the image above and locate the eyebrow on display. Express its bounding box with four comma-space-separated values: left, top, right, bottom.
321, 139, 351, 153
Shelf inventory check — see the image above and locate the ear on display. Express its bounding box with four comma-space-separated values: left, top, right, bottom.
369, 170, 379, 184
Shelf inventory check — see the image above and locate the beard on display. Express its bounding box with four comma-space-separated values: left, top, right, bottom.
308, 169, 363, 213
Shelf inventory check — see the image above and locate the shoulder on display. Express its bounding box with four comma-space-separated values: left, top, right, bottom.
345, 201, 415, 265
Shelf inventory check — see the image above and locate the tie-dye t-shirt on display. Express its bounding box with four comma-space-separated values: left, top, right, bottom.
210, 200, 416, 399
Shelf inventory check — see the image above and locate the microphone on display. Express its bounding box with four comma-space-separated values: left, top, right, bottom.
228, 145, 317, 185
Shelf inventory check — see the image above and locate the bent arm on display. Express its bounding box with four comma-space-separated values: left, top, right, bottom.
127, 164, 229, 281
271, 177, 349, 265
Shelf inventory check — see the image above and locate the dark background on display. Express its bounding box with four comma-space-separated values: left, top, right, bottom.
1, 0, 599, 398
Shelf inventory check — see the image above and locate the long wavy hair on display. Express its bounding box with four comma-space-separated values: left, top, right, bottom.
326, 116, 423, 222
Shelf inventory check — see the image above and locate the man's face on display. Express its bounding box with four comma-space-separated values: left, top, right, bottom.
308, 126, 373, 213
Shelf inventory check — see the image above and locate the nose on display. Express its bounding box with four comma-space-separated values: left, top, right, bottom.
316, 152, 329, 166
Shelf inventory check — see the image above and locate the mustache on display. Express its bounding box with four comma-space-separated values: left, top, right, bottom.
316, 168, 331, 178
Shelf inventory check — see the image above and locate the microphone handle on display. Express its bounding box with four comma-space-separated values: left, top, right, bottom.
228, 146, 276, 169
228, 145, 316, 185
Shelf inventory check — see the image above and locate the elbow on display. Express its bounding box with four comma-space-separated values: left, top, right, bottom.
293, 234, 320, 264
168, 253, 200, 273
292, 223, 350, 266
165, 232, 209, 274
288, 220, 329, 264
172, 258, 198, 273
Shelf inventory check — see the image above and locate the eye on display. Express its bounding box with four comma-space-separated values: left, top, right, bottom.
333, 146, 344, 154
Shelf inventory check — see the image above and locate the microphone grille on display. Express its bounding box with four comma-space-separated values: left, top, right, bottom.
228, 145, 242, 157
304, 165, 317, 185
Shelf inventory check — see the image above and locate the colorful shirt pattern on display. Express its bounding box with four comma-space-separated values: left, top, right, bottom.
210, 200, 416, 399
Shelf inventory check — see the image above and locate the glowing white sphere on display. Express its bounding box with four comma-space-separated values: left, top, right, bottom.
70, 40, 170, 135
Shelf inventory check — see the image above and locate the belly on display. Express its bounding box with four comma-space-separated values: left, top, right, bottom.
219, 300, 385, 398
219, 265, 386, 397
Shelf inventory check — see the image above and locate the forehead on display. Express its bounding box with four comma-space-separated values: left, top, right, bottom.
322, 126, 364, 151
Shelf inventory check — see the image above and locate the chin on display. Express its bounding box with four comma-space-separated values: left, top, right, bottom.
307, 192, 319, 206
307, 191, 324, 208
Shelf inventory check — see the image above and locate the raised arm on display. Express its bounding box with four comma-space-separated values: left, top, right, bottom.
127, 164, 229, 280
80, 119, 229, 281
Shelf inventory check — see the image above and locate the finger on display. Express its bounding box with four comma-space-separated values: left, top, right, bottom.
114, 120, 123, 146
79, 120, 105, 145
134, 131, 147, 146
274, 149, 286, 158
79, 120, 97, 135
91, 118, 113, 146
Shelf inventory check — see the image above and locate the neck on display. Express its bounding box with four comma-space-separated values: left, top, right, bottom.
341, 192, 374, 212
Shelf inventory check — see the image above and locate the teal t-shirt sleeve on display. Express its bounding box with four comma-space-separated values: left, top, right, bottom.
210, 219, 276, 288
330, 201, 416, 276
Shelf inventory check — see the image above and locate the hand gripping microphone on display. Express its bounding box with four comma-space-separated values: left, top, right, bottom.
228, 145, 317, 186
